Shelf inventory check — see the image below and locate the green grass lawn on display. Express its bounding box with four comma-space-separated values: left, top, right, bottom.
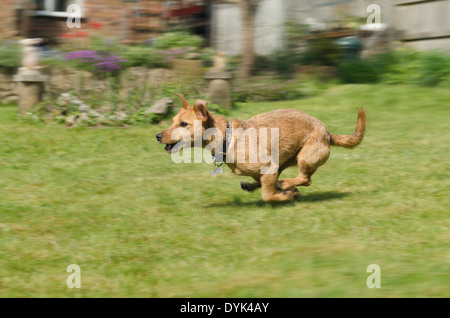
0, 84, 449, 297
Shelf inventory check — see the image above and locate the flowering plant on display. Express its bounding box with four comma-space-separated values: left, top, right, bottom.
64, 50, 127, 73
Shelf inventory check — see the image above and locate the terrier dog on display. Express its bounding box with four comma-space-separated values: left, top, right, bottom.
156, 94, 366, 202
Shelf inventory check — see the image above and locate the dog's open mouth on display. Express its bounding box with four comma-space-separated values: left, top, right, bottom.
164, 143, 176, 152
164, 141, 186, 153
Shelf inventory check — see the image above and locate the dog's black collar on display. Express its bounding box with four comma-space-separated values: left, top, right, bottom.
212, 121, 231, 167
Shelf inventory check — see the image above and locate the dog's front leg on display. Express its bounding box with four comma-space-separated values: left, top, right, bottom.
240, 177, 261, 192
240, 181, 261, 192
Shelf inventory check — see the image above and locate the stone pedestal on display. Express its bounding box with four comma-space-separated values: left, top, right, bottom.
204, 69, 233, 109
13, 68, 48, 115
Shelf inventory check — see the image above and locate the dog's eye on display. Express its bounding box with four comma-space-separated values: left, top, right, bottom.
179, 122, 188, 127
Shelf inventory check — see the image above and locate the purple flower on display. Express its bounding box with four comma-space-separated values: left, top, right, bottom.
64, 50, 127, 72
65, 50, 98, 62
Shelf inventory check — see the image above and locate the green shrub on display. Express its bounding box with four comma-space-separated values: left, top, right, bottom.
0, 42, 21, 70
269, 50, 298, 79
120, 45, 168, 68
251, 32, 342, 79
153, 31, 204, 50
337, 49, 450, 87
233, 77, 305, 102
338, 59, 379, 83
371, 51, 399, 74
252, 51, 298, 79
417, 51, 450, 87
379, 49, 422, 85
301, 35, 343, 66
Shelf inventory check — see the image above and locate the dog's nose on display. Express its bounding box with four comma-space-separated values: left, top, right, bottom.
156, 133, 162, 142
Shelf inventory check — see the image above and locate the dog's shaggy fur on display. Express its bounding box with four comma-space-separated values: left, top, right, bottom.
157, 94, 366, 202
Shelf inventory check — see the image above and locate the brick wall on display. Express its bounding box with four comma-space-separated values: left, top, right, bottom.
84, 0, 134, 39
27, 0, 165, 43
0, 0, 18, 39
1, 0, 208, 44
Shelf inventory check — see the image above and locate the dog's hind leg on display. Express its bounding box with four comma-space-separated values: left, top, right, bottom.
261, 173, 299, 202
279, 137, 330, 191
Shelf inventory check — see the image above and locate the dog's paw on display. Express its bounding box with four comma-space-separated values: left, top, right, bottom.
240, 182, 252, 192
284, 188, 300, 200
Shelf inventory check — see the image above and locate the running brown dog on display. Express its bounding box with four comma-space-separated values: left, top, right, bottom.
156, 93, 366, 203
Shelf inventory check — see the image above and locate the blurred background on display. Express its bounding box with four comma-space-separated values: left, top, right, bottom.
0, 0, 449, 112
0, 0, 449, 298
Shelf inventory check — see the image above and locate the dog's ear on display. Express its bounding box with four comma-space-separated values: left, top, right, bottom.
193, 99, 209, 122
175, 93, 191, 110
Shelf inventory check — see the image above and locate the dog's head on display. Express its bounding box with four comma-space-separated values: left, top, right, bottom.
156, 93, 210, 153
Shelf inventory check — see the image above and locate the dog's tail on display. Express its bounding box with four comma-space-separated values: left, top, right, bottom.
329, 108, 366, 149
